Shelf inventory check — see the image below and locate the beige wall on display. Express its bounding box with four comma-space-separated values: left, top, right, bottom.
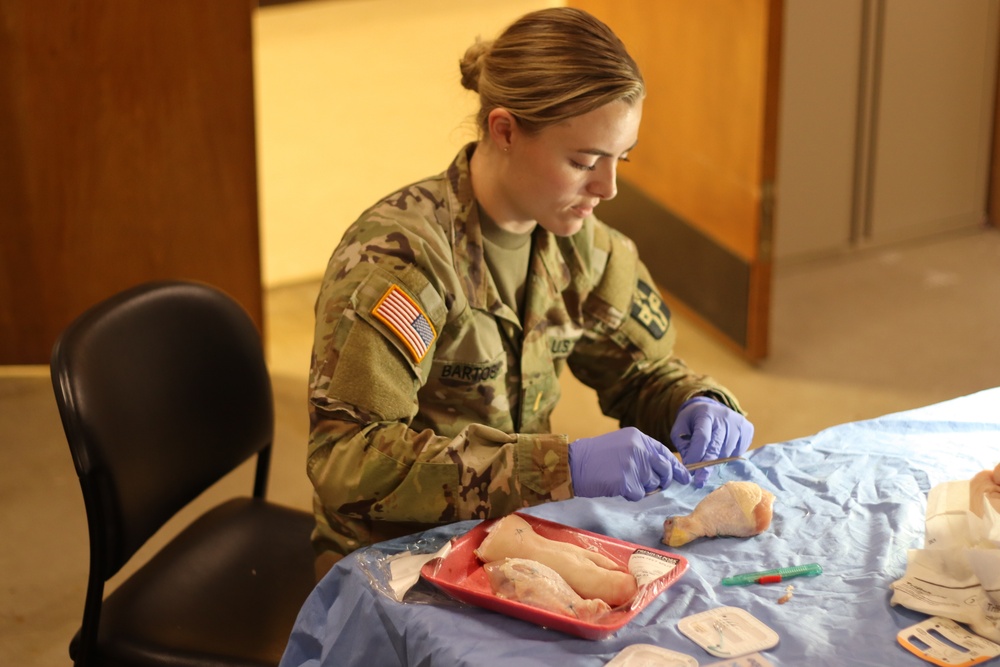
254, 0, 561, 288
256, 0, 999, 283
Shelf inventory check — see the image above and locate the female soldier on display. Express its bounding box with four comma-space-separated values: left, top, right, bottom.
307, 7, 753, 568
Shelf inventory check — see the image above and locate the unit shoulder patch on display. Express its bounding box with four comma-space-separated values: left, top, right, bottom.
372, 284, 437, 362
630, 280, 671, 340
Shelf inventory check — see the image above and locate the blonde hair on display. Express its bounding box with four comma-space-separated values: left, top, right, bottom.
459, 7, 644, 135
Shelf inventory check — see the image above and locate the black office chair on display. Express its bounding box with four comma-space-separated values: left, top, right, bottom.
51, 280, 318, 667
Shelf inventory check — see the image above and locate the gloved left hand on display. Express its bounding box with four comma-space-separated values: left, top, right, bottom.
670, 396, 754, 488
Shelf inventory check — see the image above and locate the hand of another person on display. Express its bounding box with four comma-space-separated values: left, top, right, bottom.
969, 462, 1000, 518
670, 397, 754, 488
568, 427, 691, 501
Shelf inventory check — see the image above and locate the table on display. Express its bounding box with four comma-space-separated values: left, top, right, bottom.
280, 388, 1000, 666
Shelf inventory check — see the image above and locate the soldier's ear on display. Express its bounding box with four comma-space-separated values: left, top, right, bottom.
486, 108, 516, 152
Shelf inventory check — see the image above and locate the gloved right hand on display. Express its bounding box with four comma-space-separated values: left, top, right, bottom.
568, 427, 692, 501
670, 397, 754, 488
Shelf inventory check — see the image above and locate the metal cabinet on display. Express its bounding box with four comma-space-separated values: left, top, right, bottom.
775, 0, 999, 260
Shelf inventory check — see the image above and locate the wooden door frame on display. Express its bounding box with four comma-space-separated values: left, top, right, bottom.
570, 0, 783, 362
988, 5, 1000, 228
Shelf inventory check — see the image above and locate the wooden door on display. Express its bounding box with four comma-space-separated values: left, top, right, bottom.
570, 0, 783, 361
0, 0, 262, 364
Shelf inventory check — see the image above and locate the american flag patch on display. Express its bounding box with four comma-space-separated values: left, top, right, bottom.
372, 284, 436, 362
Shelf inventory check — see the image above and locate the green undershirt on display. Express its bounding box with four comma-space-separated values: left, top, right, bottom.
479, 205, 533, 321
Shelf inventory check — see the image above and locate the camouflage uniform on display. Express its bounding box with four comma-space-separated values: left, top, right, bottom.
308, 143, 743, 557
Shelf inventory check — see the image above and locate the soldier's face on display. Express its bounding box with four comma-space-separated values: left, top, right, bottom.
507, 98, 642, 236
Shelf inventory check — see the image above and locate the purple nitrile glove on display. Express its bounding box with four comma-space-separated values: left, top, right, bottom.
568, 426, 692, 501
670, 396, 754, 488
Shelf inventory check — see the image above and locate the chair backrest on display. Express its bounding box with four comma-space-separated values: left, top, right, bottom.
51, 280, 274, 581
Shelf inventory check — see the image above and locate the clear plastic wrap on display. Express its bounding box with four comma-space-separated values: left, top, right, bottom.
354, 529, 465, 606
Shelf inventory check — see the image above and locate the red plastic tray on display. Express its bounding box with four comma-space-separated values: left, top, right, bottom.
420, 512, 688, 640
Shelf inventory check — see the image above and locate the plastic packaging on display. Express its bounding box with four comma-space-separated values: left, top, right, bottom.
677, 607, 779, 659
420, 513, 688, 640
703, 653, 776, 667
355, 530, 464, 606
606, 644, 699, 666
890, 475, 1000, 642
897, 617, 1000, 667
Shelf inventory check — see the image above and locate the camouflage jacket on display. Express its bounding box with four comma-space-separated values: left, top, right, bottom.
308, 143, 742, 557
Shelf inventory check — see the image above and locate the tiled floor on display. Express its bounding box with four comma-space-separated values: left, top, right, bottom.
3, 225, 999, 665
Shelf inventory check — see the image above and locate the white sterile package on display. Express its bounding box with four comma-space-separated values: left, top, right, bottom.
703, 654, 775, 667
677, 607, 779, 659
605, 644, 698, 667
890, 469, 1000, 642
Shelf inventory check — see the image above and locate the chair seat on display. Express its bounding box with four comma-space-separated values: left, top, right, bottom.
71, 498, 317, 667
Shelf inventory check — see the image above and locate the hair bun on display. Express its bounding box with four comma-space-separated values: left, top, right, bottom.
459, 38, 491, 93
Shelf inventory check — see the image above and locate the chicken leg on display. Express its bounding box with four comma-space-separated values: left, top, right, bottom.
663, 481, 774, 547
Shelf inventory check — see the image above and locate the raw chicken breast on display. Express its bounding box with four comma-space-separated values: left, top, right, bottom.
969, 462, 1000, 518
475, 514, 638, 607
484, 558, 612, 622
663, 481, 775, 547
